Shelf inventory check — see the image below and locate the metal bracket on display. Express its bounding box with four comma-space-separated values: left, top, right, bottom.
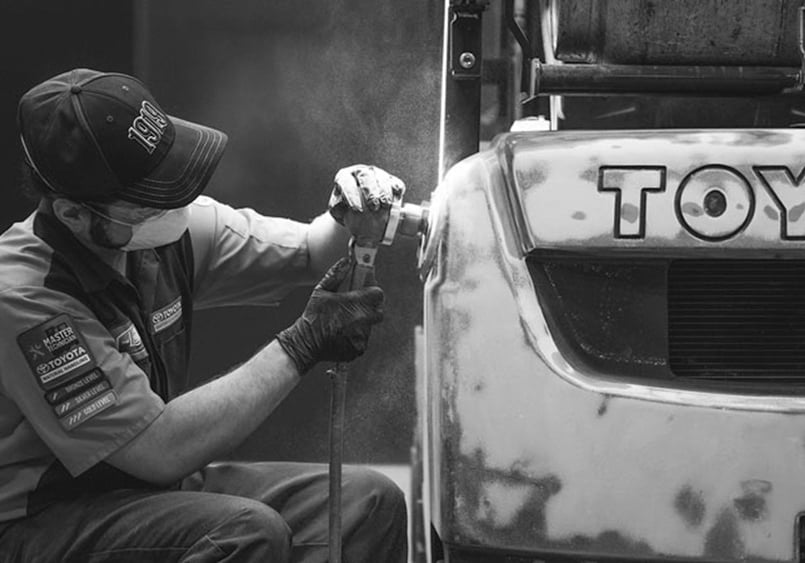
342, 241, 377, 291
449, 0, 488, 80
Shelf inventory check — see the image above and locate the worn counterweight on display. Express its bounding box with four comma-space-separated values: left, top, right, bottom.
419, 129, 805, 561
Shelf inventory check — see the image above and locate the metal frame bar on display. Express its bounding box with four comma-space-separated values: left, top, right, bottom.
439, 0, 488, 177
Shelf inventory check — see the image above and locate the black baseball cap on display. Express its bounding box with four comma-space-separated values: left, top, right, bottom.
17, 68, 228, 209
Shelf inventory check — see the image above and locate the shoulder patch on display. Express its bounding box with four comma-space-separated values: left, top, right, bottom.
112, 321, 149, 362
17, 314, 97, 390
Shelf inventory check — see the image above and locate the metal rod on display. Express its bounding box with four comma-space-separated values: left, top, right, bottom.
504, 0, 531, 58
441, 0, 485, 177
799, 6, 805, 88
505, 0, 533, 103
531, 61, 802, 97
328, 362, 347, 563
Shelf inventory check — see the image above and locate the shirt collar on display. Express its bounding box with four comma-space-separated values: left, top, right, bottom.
33, 201, 126, 293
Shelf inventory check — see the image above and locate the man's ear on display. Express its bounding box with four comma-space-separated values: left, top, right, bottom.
52, 198, 89, 233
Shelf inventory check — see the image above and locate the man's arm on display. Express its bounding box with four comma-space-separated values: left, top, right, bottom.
107, 258, 383, 485
307, 211, 350, 277
107, 340, 299, 485
189, 165, 404, 307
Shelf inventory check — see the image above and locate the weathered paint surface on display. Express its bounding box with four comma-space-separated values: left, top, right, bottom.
506, 129, 805, 252
421, 130, 805, 561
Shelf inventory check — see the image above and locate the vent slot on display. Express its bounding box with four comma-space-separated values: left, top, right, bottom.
669, 260, 805, 381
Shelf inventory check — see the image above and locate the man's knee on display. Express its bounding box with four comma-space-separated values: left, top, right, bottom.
343, 467, 407, 525
340, 468, 408, 561
201, 497, 292, 562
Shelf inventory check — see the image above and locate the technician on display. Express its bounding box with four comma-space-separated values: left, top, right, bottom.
0, 68, 407, 562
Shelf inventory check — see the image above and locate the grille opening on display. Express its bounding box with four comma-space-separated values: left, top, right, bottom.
528, 256, 670, 381
528, 254, 805, 392
668, 259, 805, 382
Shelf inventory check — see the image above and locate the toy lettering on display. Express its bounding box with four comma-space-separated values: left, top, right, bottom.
600, 165, 805, 241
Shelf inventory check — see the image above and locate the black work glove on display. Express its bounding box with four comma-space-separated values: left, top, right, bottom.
276, 257, 385, 375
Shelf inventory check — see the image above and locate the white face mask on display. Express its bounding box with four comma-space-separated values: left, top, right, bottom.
84, 204, 191, 250
122, 206, 190, 250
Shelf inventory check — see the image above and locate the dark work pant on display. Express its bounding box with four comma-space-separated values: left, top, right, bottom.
0, 462, 408, 562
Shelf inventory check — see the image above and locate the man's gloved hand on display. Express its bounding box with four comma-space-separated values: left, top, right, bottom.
276, 257, 385, 375
329, 164, 406, 225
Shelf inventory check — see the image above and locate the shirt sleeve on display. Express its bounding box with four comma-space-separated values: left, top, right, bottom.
0, 286, 165, 476
188, 195, 318, 309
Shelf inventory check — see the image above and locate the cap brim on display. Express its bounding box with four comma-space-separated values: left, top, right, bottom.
124, 116, 228, 209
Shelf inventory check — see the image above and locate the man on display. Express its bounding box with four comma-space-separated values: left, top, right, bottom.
0, 68, 407, 562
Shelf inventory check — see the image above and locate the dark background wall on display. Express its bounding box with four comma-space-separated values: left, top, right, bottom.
0, 2, 135, 233
141, 0, 442, 463
1, 1, 443, 464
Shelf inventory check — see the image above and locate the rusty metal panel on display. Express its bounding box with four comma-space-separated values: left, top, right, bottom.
553, 0, 804, 65
422, 133, 805, 561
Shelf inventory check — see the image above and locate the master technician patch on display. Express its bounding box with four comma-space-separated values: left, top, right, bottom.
17, 314, 97, 390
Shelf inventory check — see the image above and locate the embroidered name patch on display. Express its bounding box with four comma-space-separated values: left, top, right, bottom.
152, 297, 182, 333
45, 369, 106, 404
18, 315, 97, 390
58, 390, 118, 430
44, 368, 116, 430
52, 380, 112, 418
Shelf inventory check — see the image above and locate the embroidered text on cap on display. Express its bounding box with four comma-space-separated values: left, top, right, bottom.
128, 101, 169, 154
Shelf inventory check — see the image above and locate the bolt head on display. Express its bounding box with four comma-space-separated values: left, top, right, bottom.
704, 189, 727, 218
459, 52, 476, 69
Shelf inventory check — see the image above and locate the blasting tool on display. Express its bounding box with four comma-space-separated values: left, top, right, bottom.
327, 193, 429, 563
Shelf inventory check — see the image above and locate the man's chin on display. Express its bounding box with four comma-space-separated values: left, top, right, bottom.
89, 217, 129, 250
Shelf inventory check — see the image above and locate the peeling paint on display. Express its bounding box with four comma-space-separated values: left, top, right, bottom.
675, 485, 706, 528
452, 447, 563, 545
597, 396, 609, 417
789, 202, 805, 223
681, 201, 704, 217
579, 165, 601, 184
734, 494, 768, 522
704, 509, 744, 559
476, 481, 535, 529
621, 203, 639, 223
424, 135, 805, 563
734, 480, 772, 521
515, 167, 547, 191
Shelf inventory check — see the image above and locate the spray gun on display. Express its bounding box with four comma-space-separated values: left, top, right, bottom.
328, 194, 429, 563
